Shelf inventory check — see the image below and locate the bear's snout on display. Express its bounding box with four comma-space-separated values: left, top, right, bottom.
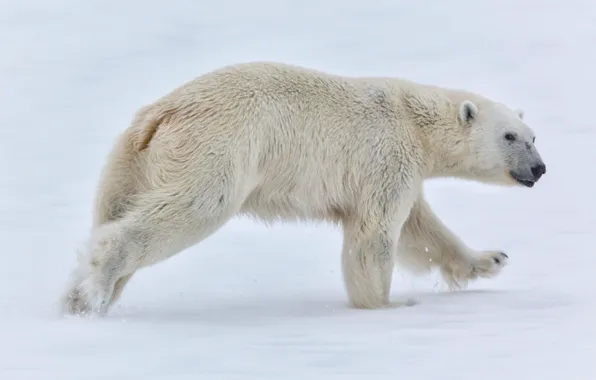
531, 163, 546, 181
509, 159, 545, 188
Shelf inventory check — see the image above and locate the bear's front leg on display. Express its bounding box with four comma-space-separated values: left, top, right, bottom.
341, 226, 395, 308
341, 190, 417, 309
396, 192, 509, 290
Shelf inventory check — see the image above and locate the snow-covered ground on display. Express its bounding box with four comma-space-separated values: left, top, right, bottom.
2, 0, 595, 378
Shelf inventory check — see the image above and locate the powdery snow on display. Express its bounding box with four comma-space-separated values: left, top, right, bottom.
1, 0, 595, 379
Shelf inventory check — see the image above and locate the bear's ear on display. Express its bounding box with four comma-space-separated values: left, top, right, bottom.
515, 108, 524, 120
459, 100, 478, 124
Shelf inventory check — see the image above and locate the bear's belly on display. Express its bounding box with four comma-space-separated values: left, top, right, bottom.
240, 179, 347, 224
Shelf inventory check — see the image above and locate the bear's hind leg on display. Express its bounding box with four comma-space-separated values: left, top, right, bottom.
107, 273, 134, 308
62, 185, 243, 317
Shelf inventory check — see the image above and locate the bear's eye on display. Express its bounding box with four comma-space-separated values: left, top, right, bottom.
504, 133, 516, 141
532, 136, 536, 143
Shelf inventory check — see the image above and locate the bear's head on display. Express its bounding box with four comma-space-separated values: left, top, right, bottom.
456, 99, 546, 188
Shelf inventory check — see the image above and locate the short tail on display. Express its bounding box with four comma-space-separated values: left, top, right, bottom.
92, 104, 170, 226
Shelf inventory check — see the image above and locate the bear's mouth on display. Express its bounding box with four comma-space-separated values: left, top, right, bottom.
509, 171, 535, 188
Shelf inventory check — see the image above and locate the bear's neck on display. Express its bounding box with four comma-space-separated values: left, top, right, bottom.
404, 93, 470, 180
420, 135, 470, 180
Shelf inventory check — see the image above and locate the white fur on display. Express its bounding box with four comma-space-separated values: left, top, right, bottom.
60, 61, 542, 316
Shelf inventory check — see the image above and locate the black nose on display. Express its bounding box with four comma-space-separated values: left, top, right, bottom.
531, 163, 546, 180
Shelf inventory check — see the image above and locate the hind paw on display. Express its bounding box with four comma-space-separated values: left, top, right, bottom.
62, 279, 112, 317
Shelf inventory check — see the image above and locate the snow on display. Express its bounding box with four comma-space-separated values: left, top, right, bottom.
1, 0, 595, 378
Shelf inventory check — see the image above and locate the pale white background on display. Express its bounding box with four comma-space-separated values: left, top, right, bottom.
1, 0, 594, 379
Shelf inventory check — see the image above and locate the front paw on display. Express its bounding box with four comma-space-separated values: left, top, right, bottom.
441, 251, 508, 290
472, 251, 509, 278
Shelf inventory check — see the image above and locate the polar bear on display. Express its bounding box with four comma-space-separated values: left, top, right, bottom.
61, 61, 546, 316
